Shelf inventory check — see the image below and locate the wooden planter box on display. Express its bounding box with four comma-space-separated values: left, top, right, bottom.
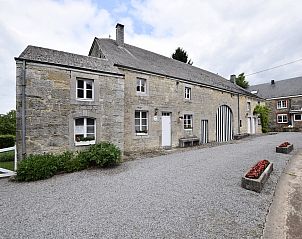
241, 162, 273, 193
276, 144, 293, 154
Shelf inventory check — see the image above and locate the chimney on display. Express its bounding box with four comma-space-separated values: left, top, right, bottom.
230, 74, 236, 84
116, 23, 124, 46
271, 80, 275, 85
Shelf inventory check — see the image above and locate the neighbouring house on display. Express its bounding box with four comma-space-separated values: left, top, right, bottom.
249, 77, 302, 131
15, 23, 262, 159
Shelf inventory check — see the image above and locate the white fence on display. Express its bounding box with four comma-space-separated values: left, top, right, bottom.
0, 145, 17, 171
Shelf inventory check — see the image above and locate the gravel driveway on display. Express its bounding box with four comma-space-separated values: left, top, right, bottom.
1, 132, 301, 239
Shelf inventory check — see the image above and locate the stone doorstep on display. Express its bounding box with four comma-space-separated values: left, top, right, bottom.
0, 168, 16, 179
276, 144, 294, 154
241, 162, 274, 193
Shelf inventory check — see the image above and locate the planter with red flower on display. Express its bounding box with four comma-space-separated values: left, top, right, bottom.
276, 141, 293, 154
241, 160, 273, 193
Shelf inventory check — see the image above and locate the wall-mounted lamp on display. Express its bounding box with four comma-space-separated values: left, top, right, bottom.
154, 108, 158, 116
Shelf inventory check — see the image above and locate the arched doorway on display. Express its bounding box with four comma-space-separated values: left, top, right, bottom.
216, 105, 233, 142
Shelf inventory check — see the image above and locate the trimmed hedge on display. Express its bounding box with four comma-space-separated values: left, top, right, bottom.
15, 142, 122, 182
0, 150, 14, 162
0, 135, 15, 149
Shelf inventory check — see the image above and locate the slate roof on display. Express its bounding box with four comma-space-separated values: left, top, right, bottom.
16, 45, 122, 76
249, 77, 302, 99
93, 38, 257, 97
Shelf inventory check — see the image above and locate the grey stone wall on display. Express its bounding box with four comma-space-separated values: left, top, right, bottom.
122, 69, 261, 153
16, 61, 124, 159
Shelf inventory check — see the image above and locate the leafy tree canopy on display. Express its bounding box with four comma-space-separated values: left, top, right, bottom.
236, 73, 249, 89
172, 47, 193, 65
0, 110, 16, 135
253, 105, 270, 133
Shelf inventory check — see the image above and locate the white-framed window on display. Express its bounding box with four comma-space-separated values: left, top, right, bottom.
294, 114, 302, 121
184, 114, 193, 129
77, 79, 94, 100
135, 110, 148, 135
277, 100, 287, 109
136, 78, 146, 93
74, 117, 96, 145
277, 114, 288, 123
184, 87, 191, 100
247, 102, 251, 112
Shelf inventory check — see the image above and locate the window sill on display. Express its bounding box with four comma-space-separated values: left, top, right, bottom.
75, 140, 95, 146
76, 98, 94, 102
277, 122, 288, 124
277, 107, 287, 110
135, 133, 148, 136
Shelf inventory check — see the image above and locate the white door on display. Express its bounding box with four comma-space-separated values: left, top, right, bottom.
247, 117, 251, 134
252, 117, 256, 134
162, 114, 171, 147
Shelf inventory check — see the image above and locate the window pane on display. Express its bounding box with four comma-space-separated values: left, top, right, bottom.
87, 118, 94, 125
77, 80, 84, 89
141, 85, 145, 92
86, 134, 95, 140
135, 126, 140, 132
141, 126, 147, 132
141, 111, 147, 118
136, 85, 140, 92
86, 90, 93, 99
87, 126, 95, 133
77, 89, 84, 98
86, 81, 93, 89
75, 134, 84, 142
135, 111, 140, 118
75, 118, 84, 126
295, 114, 301, 120
142, 119, 147, 125
135, 119, 140, 126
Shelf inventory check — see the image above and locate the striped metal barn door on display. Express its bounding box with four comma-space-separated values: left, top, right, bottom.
200, 120, 208, 144
216, 105, 233, 142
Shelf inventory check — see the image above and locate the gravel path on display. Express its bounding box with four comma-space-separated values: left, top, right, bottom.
1, 132, 301, 239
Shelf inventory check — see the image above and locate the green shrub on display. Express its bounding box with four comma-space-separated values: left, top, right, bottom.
16, 154, 58, 181
0, 135, 15, 149
63, 151, 88, 173
0, 150, 14, 162
15, 142, 122, 181
86, 142, 122, 167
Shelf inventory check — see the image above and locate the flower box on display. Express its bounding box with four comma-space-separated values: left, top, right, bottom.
276, 142, 293, 154
241, 160, 273, 193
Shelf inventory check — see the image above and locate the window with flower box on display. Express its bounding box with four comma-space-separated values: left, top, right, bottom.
277, 100, 287, 109
74, 117, 95, 145
277, 114, 288, 123
135, 110, 148, 135
77, 79, 94, 100
184, 114, 193, 129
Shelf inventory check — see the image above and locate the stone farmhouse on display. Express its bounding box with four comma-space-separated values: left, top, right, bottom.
249, 77, 302, 131
15, 23, 262, 159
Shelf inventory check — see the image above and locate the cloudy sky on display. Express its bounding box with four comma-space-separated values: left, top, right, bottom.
1, 0, 302, 114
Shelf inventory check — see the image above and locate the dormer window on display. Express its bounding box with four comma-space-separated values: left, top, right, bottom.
136, 78, 146, 93
77, 79, 94, 100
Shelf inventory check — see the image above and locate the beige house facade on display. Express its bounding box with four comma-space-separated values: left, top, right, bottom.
16, 24, 262, 159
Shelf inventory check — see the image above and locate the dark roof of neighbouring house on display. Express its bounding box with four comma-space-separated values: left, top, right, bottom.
16, 45, 122, 76
248, 77, 302, 99
92, 38, 258, 97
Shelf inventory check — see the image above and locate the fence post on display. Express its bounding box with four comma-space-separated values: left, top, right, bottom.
14, 145, 17, 171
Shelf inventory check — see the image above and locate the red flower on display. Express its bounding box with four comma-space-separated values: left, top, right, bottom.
279, 142, 291, 148
245, 160, 270, 179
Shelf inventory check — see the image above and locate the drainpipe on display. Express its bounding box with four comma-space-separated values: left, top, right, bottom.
21, 60, 26, 160
237, 93, 240, 134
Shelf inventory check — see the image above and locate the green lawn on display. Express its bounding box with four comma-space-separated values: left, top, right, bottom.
0, 161, 14, 171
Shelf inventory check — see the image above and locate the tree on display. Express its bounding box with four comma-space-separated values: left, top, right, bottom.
236, 73, 249, 89
0, 110, 16, 135
172, 47, 193, 65
253, 105, 270, 133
